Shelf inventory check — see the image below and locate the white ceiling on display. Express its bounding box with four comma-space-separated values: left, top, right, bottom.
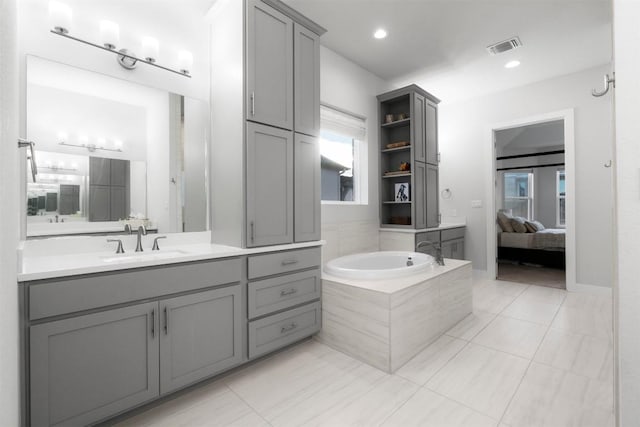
284, 0, 612, 102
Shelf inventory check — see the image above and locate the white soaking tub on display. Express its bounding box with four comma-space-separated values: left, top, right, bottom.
324, 251, 435, 280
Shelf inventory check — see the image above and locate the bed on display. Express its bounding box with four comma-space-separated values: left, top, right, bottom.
498, 229, 566, 269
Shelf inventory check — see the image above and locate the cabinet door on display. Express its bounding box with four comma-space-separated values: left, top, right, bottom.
30, 302, 159, 427
89, 157, 110, 186
246, 0, 294, 130
294, 133, 320, 241
441, 240, 454, 259
413, 162, 427, 229
426, 100, 439, 165
412, 93, 427, 163
426, 164, 439, 228
246, 122, 294, 247
110, 159, 128, 187
89, 185, 110, 222
159, 285, 242, 394
294, 23, 320, 136
451, 238, 465, 260
110, 186, 127, 221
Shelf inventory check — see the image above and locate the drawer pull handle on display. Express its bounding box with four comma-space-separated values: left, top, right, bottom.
151, 308, 155, 338
280, 288, 298, 297
164, 307, 169, 335
280, 322, 298, 334
281, 259, 299, 266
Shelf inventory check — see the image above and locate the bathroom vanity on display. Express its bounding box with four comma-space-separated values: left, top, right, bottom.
19, 240, 322, 426
380, 223, 467, 260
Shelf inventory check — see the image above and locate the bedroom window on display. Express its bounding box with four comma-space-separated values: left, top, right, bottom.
320, 104, 367, 204
556, 170, 566, 227
503, 172, 534, 220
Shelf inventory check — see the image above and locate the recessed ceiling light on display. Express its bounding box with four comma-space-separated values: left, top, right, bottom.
374, 29, 387, 39
505, 60, 521, 69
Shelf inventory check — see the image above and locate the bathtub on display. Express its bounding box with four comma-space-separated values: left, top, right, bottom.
320, 252, 473, 373
324, 251, 435, 280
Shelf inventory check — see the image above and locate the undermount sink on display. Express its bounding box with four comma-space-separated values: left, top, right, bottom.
101, 249, 190, 263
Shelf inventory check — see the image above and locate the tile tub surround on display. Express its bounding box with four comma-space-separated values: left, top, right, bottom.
318, 259, 472, 372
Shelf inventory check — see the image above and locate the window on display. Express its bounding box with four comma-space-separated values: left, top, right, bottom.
319, 105, 367, 203
503, 172, 534, 219
556, 170, 566, 227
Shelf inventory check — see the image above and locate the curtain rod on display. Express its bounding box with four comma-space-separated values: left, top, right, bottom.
497, 162, 565, 172
496, 149, 565, 161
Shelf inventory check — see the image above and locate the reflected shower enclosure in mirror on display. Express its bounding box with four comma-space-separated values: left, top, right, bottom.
25, 56, 210, 237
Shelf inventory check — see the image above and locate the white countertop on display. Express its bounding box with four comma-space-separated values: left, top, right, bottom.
19, 239, 324, 282
379, 222, 467, 234
322, 258, 472, 294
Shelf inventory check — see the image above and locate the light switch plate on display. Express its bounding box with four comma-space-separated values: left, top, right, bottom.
471, 200, 483, 208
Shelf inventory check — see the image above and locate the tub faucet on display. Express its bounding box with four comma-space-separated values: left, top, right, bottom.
135, 225, 147, 252
416, 240, 445, 266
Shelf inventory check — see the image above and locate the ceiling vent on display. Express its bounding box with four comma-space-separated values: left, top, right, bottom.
486, 37, 522, 55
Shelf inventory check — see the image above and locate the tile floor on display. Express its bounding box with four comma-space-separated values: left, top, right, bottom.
115, 277, 614, 427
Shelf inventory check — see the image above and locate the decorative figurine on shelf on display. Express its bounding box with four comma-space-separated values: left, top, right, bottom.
399, 161, 410, 171
395, 183, 409, 202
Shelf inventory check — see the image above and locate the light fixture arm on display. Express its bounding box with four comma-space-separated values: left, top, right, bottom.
50, 29, 192, 78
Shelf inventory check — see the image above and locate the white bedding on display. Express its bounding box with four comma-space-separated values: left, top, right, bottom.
499, 229, 565, 250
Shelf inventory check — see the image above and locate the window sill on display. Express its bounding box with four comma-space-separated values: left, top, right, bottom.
321, 200, 367, 206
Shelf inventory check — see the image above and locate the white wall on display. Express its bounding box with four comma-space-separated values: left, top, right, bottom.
319, 47, 390, 262
0, 0, 20, 422
438, 64, 613, 287
613, 0, 640, 423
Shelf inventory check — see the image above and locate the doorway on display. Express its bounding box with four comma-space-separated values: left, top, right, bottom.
494, 120, 566, 288
485, 110, 576, 290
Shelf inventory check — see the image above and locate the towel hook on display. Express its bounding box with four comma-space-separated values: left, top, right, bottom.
592, 73, 615, 97
604, 160, 612, 168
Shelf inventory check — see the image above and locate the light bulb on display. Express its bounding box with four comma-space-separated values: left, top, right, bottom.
178, 50, 193, 75
505, 60, 521, 69
373, 28, 387, 39
141, 36, 159, 63
100, 20, 119, 50
49, 1, 72, 34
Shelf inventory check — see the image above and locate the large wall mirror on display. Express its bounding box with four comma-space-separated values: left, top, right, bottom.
25, 56, 210, 237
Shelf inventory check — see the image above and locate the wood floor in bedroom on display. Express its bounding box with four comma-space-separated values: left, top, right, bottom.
497, 262, 566, 289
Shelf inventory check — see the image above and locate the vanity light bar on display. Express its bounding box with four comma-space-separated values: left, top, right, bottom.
50, 29, 192, 78
59, 141, 122, 153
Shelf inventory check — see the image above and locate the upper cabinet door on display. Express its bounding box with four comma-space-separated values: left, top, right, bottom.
246, 122, 294, 247
412, 93, 427, 163
294, 23, 320, 136
425, 100, 439, 165
246, 0, 294, 130
294, 133, 320, 242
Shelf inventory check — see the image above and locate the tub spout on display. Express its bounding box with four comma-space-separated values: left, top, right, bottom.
416, 240, 445, 266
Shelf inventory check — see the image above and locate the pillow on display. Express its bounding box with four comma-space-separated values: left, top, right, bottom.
525, 220, 546, 232
510, 216, 528, 233
497, 211, 514, 232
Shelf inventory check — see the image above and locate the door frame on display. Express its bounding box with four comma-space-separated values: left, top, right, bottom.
485, 109, 576, 289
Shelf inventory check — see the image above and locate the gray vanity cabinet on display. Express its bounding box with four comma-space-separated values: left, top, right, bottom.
29, 302, 159, 427
294, 133, 320, 242
294, 23, 320, 137
246, 122, 294, 247
159, 285, 242, 394
425, 99, 439, 166
246, 0, 294, 130
412, 93, 427, 163
413, 162, 427, 229
426, 163, 439, 228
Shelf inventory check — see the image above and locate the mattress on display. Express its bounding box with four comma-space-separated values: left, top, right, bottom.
499, 229, 565, 250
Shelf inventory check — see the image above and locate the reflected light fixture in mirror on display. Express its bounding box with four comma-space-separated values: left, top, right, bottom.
47, 1, 193, 77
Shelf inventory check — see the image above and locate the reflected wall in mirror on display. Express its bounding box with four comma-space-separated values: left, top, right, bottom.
26, 56, 210, 237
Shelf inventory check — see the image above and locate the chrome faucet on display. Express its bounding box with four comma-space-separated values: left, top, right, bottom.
124, 224, 133, 234
416, 240, 445, 266
135, 225, 147, 252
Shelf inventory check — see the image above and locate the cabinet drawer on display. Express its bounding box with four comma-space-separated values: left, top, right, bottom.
248, 247, 320, 279
28, 258, 242, 321
248, 269, 321, 319
248, 301, 321, 359
441, 227, 465, 241
416, 231, 440, 245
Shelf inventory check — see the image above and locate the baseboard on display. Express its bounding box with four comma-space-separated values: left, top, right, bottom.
567, 282, 613, 296
472, 269, 491, 280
